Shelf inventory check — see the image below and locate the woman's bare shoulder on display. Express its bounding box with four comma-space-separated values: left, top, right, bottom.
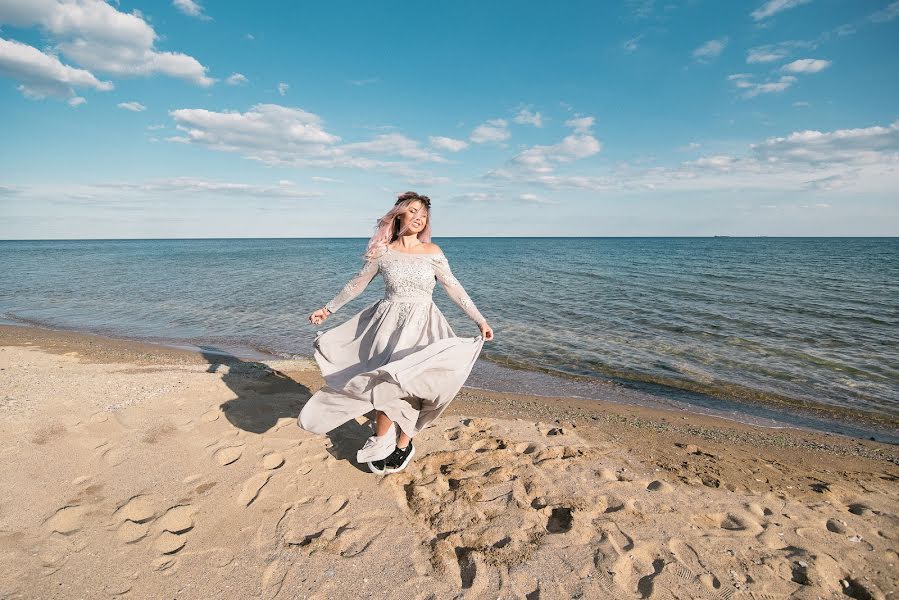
423, 242, 443, 254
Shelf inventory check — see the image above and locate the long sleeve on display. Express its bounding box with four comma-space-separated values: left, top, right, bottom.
432, 254, 487, 326
323, 254, 380, 314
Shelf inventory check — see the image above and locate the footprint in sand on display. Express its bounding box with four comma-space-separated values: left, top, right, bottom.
115, 494, 159, 524
94, 441, 129, 467
646, 480, 673, 493
113, 494, 161, 544
200, 406, 221, 422
212, 443, 244, 466
277, 495, 354, 549
392, 435, 598, 591
592, 526, 640, 599
157, 505, 195, 534
513, 442, 543, 455
536, 421, 572, 437
295, 451, 331, 474
154, 531, 187, 555
43, 505, 89, 536
444, 419, 494, 443
30, 421, 67, 445
262, 452, 285, 469
88, 411, 109, 424
690, 511, 763, 536
667, 538, 736, 599
238, 472, 272, 507
129, 503, 198, 559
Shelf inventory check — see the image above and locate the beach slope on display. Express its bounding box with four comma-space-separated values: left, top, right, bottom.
0, 325, 896, 599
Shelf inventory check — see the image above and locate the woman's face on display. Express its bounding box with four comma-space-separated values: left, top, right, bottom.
398, 200, 428, 234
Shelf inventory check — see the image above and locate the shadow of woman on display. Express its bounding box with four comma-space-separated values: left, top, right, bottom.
199, 346, 375, 472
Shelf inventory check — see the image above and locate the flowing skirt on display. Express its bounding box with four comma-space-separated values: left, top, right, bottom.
298, 298, 485, 438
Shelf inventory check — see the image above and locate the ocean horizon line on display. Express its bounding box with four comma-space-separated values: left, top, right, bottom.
2, 235, 898, 242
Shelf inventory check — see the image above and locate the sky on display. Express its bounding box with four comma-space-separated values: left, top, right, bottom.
0, 0, 897, 239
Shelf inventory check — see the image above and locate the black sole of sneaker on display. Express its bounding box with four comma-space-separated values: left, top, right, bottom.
383, 445, 416, 474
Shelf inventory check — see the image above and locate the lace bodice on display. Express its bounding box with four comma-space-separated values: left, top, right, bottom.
323, 246, 487, 326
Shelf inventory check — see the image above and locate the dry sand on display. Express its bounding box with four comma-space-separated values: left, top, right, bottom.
0, 324, 896, 599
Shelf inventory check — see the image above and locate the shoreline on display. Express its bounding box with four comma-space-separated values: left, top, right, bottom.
2, 320, 896, 445
1, 322, 896, 466
1, 322, 897, 598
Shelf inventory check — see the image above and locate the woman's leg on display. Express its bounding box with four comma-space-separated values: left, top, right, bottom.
396, 429, 412, 449
374, 410, 394, 436
375, 410, 412, 448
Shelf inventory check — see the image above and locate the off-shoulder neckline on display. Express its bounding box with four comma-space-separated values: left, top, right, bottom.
385, 246, 444, 257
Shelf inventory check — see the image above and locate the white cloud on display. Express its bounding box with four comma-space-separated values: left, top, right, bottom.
429, 136, 469, 152
626, 0, 656, 20
483, 119, 899, 195
793, 101, 810, 107
868, 1, 899, 23
166, 102, 447, 173
513, 108, 543, 127
518, 192, 558, 204
565, 116, 595, 134
172, 0, 211, 21
505, 115, 601, 174
450, 191, 502, 203
623, 34, 643, 53
751, 0, 813, 21
169, 103, 338, 149
86, 177, 323, 199
277, 82, 289, 96
348, 77, 379, 86
405, 173, 451, 186
311, 176, 343, 183
117, 101, 146, 112
0, 37, 113, 100
746, 40, 816, 63
226, 73, 248, 85
0, 0, 214, 87
781, 58, 831, 73
510, 134, 601, 174
692, 37, 728, 62
728, 73, 797, 98
244, 33, 255, 41
67, 95, 85, 106
341, 133, 448, 163
747, 49, 786, 64
750, 120, 899, 165
470, 118, 510, 144
449, 190, 558, 205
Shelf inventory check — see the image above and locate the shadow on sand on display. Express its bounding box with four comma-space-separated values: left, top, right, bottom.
198, 346, 375, 472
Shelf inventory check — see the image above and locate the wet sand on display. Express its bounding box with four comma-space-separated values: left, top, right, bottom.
0, 324, 896, 599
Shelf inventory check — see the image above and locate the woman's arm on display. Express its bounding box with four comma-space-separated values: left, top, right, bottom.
431, 252, 487, 326
323, 254, 381, 314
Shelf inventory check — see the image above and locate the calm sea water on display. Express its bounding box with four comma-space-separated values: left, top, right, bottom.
1, 238, 897, 440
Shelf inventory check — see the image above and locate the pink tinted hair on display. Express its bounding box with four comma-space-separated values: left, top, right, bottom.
363, 192, 432, 259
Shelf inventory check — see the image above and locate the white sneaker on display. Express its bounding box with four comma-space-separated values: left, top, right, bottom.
356, 422, 396, 463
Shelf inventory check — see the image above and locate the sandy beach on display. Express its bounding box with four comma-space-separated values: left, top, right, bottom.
0, 323, 896, 599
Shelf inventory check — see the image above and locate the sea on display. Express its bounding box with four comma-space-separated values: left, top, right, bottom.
1, 237, 897, 443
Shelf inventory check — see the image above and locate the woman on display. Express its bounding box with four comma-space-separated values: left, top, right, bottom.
298, 191, 494, 474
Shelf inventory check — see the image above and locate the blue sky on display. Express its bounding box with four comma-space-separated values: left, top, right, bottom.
0, 0, 897, 238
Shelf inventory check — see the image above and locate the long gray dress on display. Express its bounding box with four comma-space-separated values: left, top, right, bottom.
297, 246, 486, 438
